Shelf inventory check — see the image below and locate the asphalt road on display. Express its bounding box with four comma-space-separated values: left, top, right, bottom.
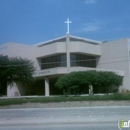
0, 106, 130, 130
0, 123, 118, 130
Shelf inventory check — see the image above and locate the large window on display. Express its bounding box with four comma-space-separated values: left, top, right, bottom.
40, 54, 67, 70
70, 53, 97, 68
39, 53, 98, 70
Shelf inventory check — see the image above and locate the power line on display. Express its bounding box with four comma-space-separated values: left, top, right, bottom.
0, 63, 31, 67
0, 52, 129, 67
1, 57, 129, 68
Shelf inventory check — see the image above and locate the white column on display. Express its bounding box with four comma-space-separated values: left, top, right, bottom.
7, 83, 20, 97
45, 77, 50, 96
7, 85, 13, 97
66, 34, 70, 67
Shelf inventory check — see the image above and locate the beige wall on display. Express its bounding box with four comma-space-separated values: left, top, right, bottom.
70, 41, 101, 55
35, 42, 66, 58
33, 67, 124, 77
7, 83, 34, 97
35, 41, 101, 58
0, 43, 9, 56
7, 83, 20, 97
0, 42, 40, 70
97, 38, 129, 91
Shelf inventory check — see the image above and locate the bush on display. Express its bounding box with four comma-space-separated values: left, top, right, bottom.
55, 71, 123, 96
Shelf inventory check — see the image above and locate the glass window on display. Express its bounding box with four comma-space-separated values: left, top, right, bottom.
57, 55, 60, 67
70, 54, 77, 66
61, 54, 67, 67
76, 54, 80, 66
70, 53, 97, 68
40, 53, 97, 70
40, 54, 67, 70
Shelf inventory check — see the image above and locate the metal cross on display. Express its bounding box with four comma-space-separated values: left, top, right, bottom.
65, 18, 72, 34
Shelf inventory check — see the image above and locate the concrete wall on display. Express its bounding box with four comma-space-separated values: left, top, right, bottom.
33, 67, 124, 78
70, 41, 101, 56
7, 83, 20, 97
0, 43, 9, 56
7, 83, 33, 97
0, 43, 42, 97
0, 42, 40, 70
35, 42, 66, 58
97, 38, 129, 91
35, 41, 101, 58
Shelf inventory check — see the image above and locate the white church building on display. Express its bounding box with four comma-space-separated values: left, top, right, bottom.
0, 19, 129, 97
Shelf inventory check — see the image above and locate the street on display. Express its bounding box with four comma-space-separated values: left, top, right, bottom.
0, 106, 130, 130
0, 123, 117, 130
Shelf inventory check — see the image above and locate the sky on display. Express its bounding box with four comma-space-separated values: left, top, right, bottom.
0, 0, 130, 45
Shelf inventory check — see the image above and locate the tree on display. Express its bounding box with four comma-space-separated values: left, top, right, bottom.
55, 71, 96, 96
0, 55, 8, 93
98, 71, 123, 94
0, 55, 35, 90
55, 72, 86, 96
55, 71, 123, 96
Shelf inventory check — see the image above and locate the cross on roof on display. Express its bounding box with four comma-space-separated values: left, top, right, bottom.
65, 18, 72, 34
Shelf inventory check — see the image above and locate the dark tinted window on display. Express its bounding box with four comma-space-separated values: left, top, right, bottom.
70, 53, 97, 68
40, 54, 67, 70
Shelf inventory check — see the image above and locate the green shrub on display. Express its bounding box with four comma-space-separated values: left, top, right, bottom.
55, 71, 123, 95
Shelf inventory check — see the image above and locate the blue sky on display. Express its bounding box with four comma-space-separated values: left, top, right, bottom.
0, 0, 130, 45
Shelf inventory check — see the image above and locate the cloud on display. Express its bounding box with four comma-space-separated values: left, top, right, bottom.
77, 24, 99, 33
81, 25, 99, 32
85, 0, 97, 4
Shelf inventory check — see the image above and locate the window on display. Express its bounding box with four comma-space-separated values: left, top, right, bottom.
70, 54, 77, 66
61, 54, 67, 67
70, 53, 97, 68
40, 54, 67, 70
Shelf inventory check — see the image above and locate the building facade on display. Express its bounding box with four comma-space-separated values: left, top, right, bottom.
0, 34, 129, 97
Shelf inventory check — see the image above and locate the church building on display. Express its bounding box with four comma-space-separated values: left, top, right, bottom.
0, 19, 129, 97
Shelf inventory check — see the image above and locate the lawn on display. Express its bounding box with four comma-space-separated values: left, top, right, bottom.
0, 94, 130, 106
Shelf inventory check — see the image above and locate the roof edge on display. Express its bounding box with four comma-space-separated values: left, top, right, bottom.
33, 35, 66, 47
33, 34, 102, 47
69, 35, 102, 44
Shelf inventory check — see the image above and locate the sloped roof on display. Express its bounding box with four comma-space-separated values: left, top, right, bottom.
69, 35, 102, 44
33, 35, 102, 47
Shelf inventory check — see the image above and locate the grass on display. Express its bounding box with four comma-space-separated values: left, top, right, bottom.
0, 94, 130, 106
